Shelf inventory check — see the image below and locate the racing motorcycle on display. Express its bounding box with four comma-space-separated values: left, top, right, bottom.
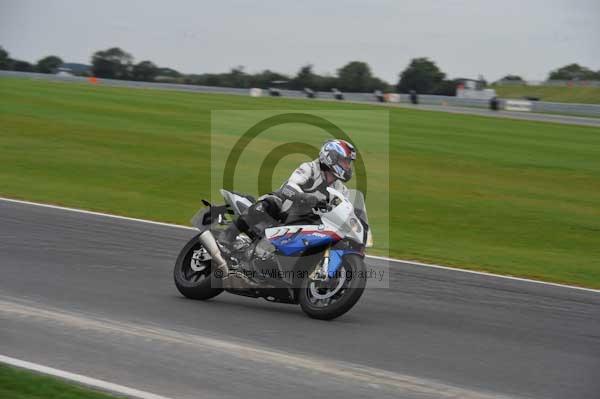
173, 187, 372, 320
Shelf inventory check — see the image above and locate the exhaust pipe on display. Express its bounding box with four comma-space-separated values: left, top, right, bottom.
198, 230, 228, 270
198, 230, 261, 289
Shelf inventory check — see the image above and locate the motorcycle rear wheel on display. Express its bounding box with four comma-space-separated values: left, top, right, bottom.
299, 254, 366, 320
173, 233, 223, 300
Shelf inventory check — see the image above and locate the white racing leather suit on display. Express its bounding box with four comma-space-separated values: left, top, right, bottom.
277, 159, 349, 212
236, 159, 349, 238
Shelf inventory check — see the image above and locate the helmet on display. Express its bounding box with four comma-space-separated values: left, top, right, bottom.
319, 139, 356, 182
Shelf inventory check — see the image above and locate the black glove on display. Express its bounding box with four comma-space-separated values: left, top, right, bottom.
313, 199, 328, 211
296, 193, 319, 209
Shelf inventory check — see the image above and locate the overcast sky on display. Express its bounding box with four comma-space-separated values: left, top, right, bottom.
1, 0, 598, 82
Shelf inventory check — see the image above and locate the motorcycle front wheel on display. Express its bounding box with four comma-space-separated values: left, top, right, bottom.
299, 254, 367, 320
173, 233, 223, 300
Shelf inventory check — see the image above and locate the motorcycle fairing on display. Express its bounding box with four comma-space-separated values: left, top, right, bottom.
190, 204, 232, 233
265, 225, 341, 256
220, 189, 254, 215
327, 248, 363, 278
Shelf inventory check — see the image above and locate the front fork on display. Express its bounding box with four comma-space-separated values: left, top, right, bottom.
309, 246, 330, 281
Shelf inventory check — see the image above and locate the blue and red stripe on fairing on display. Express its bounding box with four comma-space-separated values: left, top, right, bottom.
268, 230, 341, 256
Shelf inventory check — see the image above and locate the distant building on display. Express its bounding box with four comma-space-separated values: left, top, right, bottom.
56, 68, 74, 76
57, 63, 91, 76
455, 78, 496, 100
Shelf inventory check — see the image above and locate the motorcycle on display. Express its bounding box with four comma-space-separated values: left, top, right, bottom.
173, 187, 372, 320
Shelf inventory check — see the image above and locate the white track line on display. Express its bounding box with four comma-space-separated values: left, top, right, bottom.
0, 354, 174, 399
1, 196, 598, 294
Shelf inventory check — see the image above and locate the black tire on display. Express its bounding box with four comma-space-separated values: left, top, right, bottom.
299, 254, 366, 320
173, 233, 223, 300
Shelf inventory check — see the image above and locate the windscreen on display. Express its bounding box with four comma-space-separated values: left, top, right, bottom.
347, 189, 372, 246
348, 189, 368, 225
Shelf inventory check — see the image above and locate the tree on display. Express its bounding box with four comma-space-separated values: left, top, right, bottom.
477, 74, 487, 88
433, 79, 460, 96
291, 64, 317, 90
36, 55, 63, 74
132, 60, 159, 81
369, 76, 390, 92
157, 67, 181, 78
313, 74, 338, 92
248, 69, 289, 88
499, 74, 524, 82
397, 58, 446, 94
91, 47, 133, 79
0, 46, 11, 70
11, 60, 34, 72
226, 66, 249, 87
548, 63, 598, 81
184, 73, 219, 86
337, 61, 373, 92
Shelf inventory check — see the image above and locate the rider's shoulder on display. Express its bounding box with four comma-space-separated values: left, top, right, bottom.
295, 160, 320, 175
308, 159, 322, 172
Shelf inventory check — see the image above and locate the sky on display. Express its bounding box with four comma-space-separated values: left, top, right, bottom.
1, 0, 599, 83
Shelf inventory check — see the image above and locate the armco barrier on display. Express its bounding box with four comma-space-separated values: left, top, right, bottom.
531, 101, 600, 117
504, 100, 533, 112
496, 80, 600, 88
2, 70, 599, 117
407, 94, 491, 109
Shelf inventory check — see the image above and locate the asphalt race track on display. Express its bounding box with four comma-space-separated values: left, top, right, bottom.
1, 199, 599, 399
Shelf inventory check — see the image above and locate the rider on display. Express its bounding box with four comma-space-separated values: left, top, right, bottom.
220, 139, 356, 248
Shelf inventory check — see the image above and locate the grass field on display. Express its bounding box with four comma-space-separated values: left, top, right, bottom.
493, 84, 600, 104
1, 77, 599, 287
0, 364, 117, 399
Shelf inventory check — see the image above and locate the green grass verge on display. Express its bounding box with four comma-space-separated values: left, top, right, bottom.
0, 364, 118, 399
1, 77, 599, 288
493, 84, 600, 104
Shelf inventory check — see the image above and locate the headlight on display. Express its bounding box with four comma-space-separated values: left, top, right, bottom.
348, 218, 362, 233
